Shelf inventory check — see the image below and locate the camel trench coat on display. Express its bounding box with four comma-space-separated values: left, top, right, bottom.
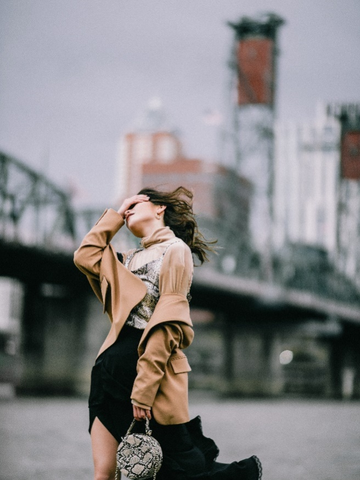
74, 208, 194, 424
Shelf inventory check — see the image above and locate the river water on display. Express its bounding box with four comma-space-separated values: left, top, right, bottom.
0, 392, 359, 479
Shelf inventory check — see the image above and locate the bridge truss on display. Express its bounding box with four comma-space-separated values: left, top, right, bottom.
0, 152, 76, 251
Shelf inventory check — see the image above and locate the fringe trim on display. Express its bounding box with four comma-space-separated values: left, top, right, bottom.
251, 455, 263, 480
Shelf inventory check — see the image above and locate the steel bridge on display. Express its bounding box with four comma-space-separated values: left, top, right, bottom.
1, 152, 360, 398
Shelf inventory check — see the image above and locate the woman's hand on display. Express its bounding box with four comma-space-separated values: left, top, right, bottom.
117, 194, 150, 219
133, 404, 152, 421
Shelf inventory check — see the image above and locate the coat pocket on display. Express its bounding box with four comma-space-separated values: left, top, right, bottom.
170, 354, 192, 374
100, 277, 109, 313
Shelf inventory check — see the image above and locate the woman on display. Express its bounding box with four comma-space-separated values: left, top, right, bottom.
74, 186, 262, 480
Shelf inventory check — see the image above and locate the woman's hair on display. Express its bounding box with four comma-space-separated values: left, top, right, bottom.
138, 186, 216, 265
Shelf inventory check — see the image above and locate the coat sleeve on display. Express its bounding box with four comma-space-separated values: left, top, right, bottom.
73, 208, 125, 279
131, 323, 183, 408
131, 241, 194, 408
158, 240, 194, 297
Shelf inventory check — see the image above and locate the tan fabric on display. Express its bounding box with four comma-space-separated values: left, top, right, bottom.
74, 208, 194, 424
131, 322, 192, 424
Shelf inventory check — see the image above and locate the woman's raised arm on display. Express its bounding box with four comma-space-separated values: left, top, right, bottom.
73, 208, 124, 279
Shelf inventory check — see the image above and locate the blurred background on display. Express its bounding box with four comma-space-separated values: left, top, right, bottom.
1, 1, 360, 479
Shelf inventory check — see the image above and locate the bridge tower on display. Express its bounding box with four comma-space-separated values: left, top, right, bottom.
225, 13, 284, 281
333, 103, 360, 285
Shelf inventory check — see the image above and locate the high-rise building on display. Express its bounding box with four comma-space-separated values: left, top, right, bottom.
273, 103, 340, 254
274, 102, 360, 287
116, 130, 182, 200
115, 98, 180, 201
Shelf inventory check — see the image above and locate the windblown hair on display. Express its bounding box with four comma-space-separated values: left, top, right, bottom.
138, 186, 216, 265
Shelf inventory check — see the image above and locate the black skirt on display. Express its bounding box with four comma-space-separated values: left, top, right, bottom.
88, 325, 262, 480
89, 324, 142, 441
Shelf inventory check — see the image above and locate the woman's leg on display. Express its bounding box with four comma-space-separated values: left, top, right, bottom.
91, 417, 119, 480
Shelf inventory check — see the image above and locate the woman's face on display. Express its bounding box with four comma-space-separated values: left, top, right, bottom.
125, 201, 161, 237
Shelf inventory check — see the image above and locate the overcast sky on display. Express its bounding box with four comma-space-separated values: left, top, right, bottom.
0, 0, 359, 208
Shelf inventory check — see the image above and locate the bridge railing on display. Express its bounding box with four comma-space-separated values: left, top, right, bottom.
201, 216, 360, 309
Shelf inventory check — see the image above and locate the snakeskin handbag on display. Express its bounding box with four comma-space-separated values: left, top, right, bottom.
116, 417, 163, 480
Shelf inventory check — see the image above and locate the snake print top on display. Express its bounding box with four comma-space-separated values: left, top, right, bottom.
124, 240, 182, 330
